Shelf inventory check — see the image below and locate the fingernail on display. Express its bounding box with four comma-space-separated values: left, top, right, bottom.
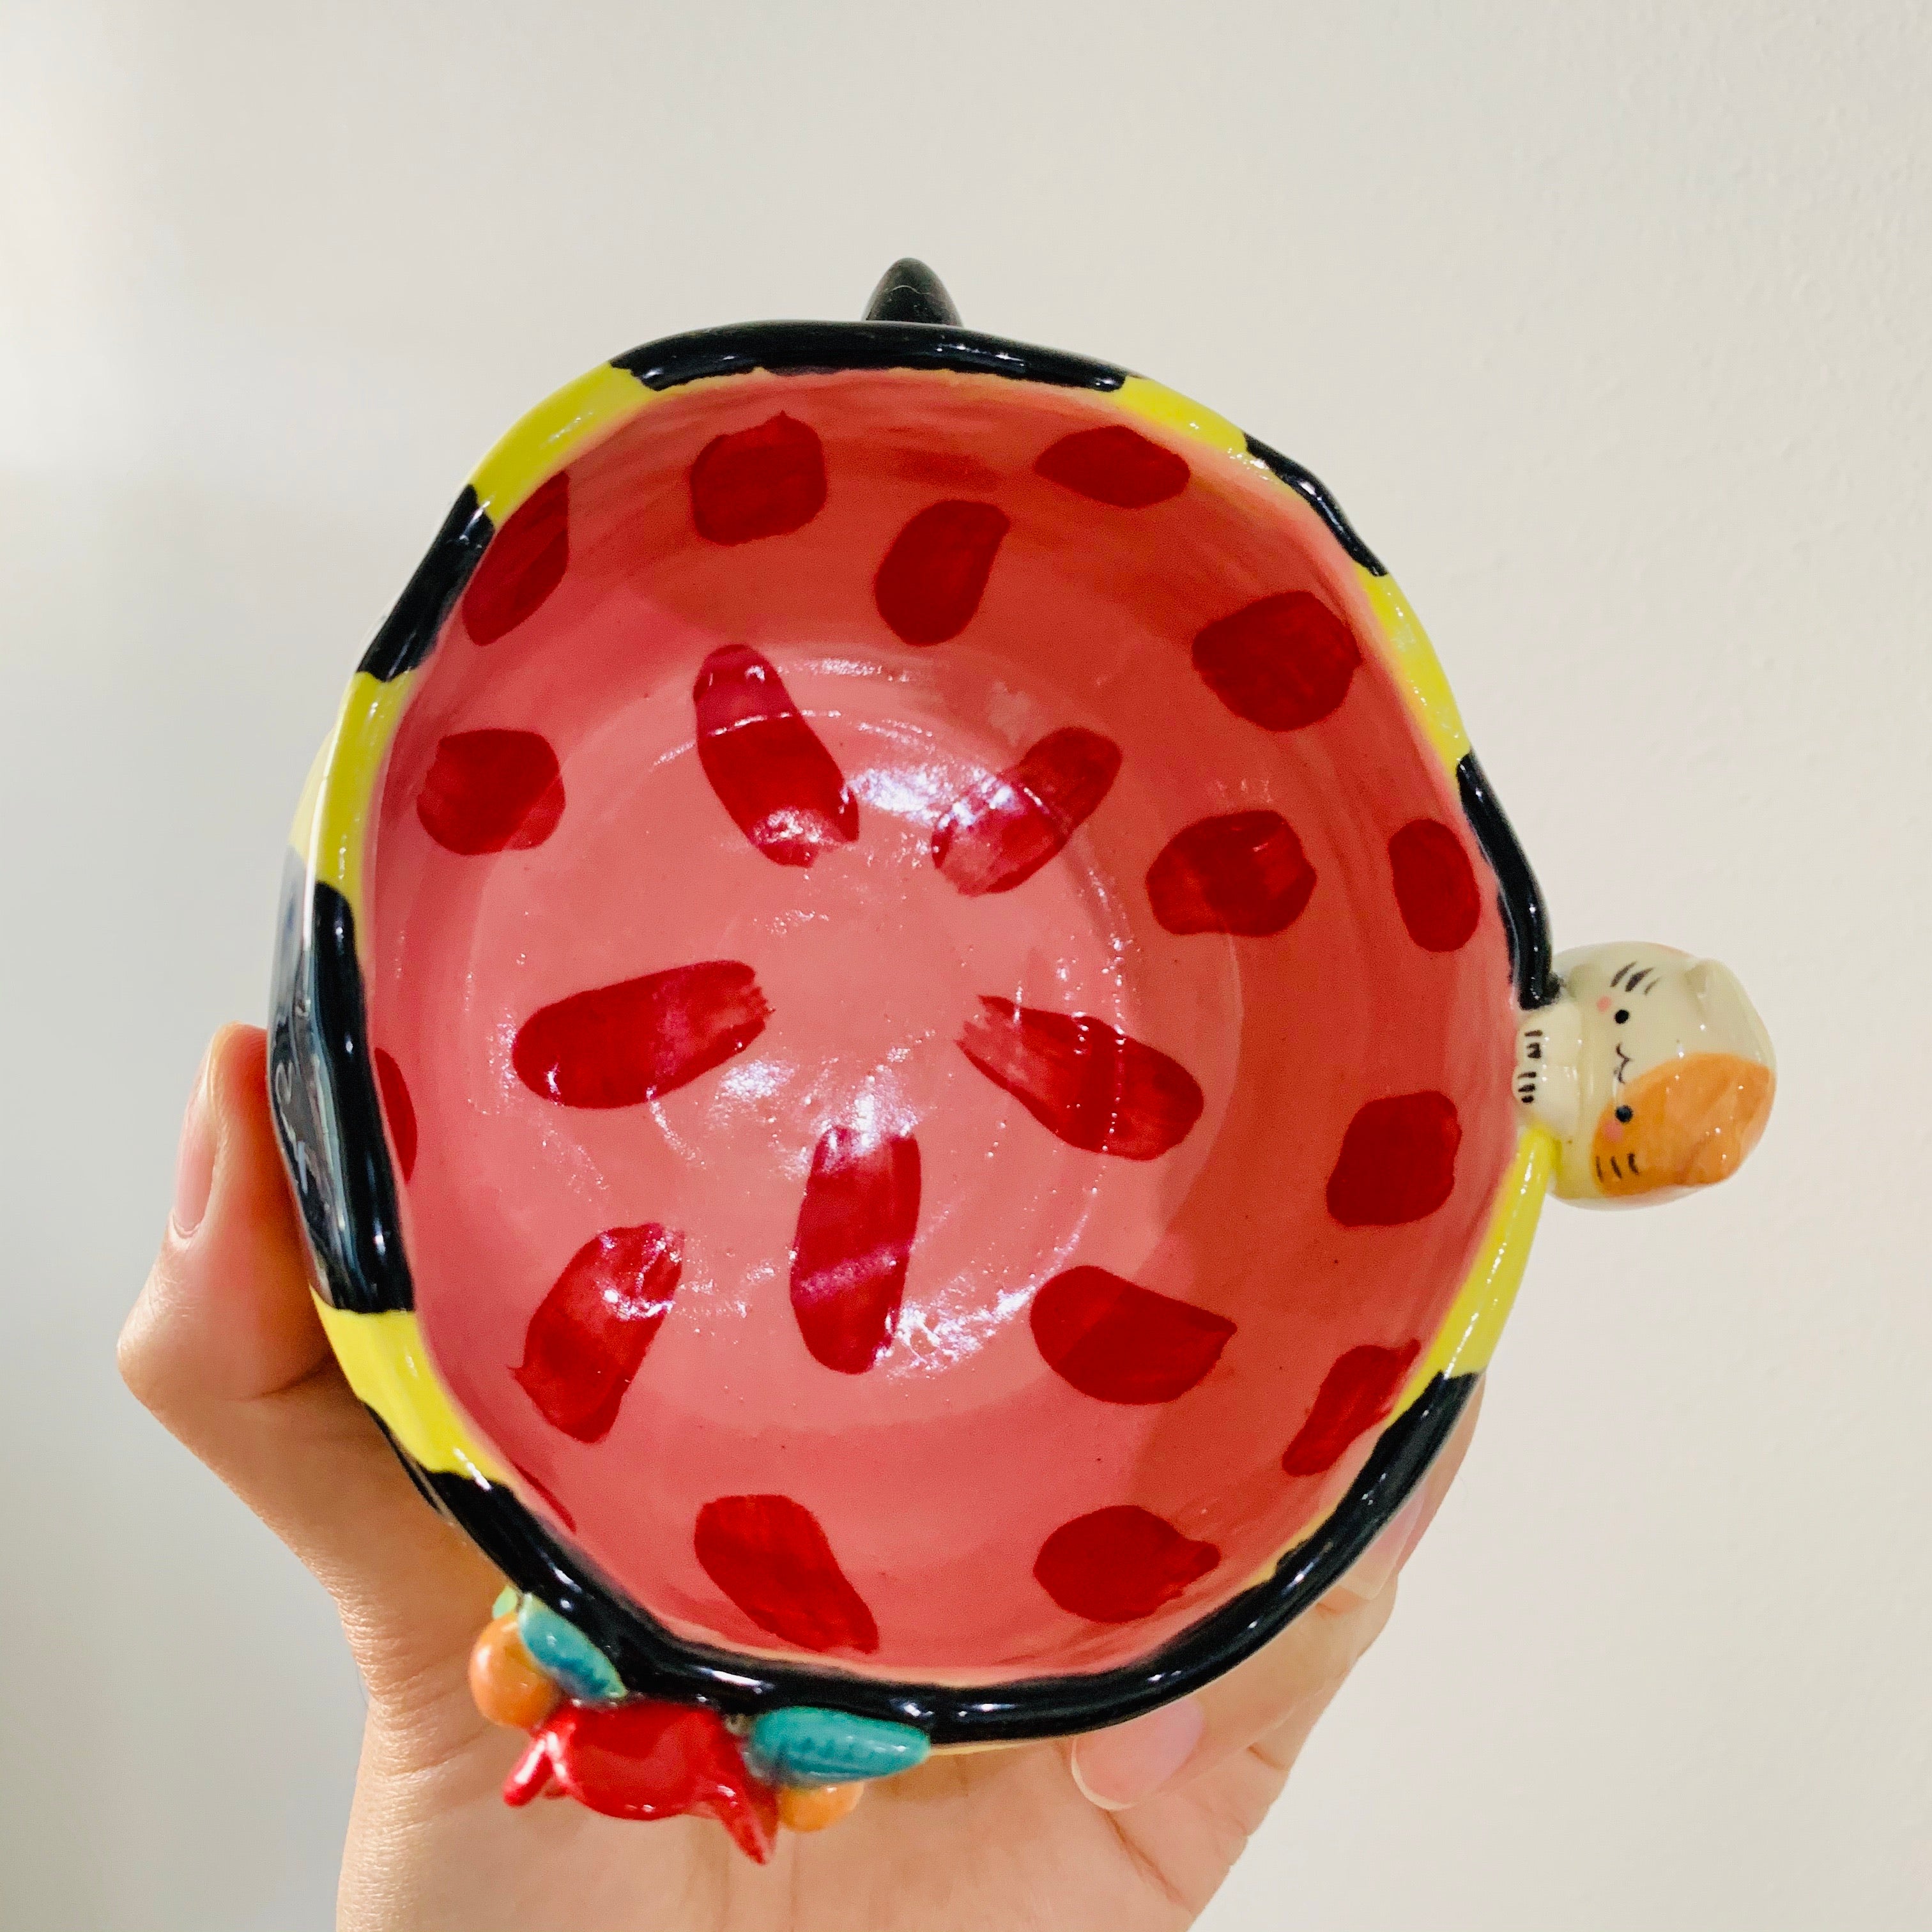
1070, 1696, 1206, 1810
1326, 1486, 1427, 1606
171, 1048, 216, 1239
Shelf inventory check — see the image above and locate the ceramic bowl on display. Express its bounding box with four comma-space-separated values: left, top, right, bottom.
270, 263, 1774, 1841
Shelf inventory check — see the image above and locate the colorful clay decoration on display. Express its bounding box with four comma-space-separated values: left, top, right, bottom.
272, 259, 1775, 1855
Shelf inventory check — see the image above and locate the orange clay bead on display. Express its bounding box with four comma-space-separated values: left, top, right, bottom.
469, 1614, 560, 1730
778, 1782, 864, 1832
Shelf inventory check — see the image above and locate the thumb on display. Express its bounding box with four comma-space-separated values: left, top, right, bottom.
119, 1023, 500, 1701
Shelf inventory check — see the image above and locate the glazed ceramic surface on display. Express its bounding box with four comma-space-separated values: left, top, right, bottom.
270, 266, 1772, 1797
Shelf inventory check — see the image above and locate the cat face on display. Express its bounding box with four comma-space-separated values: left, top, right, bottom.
1553, 943, 1775, 1202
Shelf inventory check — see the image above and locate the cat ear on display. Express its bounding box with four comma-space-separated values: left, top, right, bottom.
1685, 960, 1775, 1068
864, 259, 960, 326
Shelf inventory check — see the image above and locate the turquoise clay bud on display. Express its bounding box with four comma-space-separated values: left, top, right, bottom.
747, 1707, 930, 1787
516, 1597, 625, 1705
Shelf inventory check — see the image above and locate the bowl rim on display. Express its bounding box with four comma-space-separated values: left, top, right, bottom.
269, 312, 1556, 1742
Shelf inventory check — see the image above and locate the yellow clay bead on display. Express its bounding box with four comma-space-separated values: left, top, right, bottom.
778, 1782, 864, 1832
469, 1613, 560, 1730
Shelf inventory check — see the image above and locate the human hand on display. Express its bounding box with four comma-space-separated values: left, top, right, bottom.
121, 1023, 1482, 1932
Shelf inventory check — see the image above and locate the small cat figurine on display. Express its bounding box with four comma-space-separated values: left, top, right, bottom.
1516, 944, 1775, 1202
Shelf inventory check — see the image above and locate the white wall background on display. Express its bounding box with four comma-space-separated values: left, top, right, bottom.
2, 2, 1926, 1926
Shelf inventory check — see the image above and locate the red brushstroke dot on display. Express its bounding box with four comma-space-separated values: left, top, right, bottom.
689, 413, 827, 545
694, 1495, 880, 1655
694, 645, 859, 867
1034, 1506, 1220, 1622
416, 729, 565, 854
372, 1047, 417, 1183
958, 998, 1204, 1161
1034, 425, 1190, 508
1031, 1268, 1235, 1405
1146, 811, 1316, 936
931, 727, 1122, 896
1281, 1340, 1423, 1475
514, 1224, 683, 1443
1389, 818, 1482, 952
505, 1703, 778, 1863
1192, 592, 1361, 730
790, 1128, 921, 1375
1327, 1092, 1461, 1226
514, 962, 770, 1109
464, 473, 570, 644
874, 500, 1009, 645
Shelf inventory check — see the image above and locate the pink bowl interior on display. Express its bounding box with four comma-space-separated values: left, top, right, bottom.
363, 367, 1519, 1684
